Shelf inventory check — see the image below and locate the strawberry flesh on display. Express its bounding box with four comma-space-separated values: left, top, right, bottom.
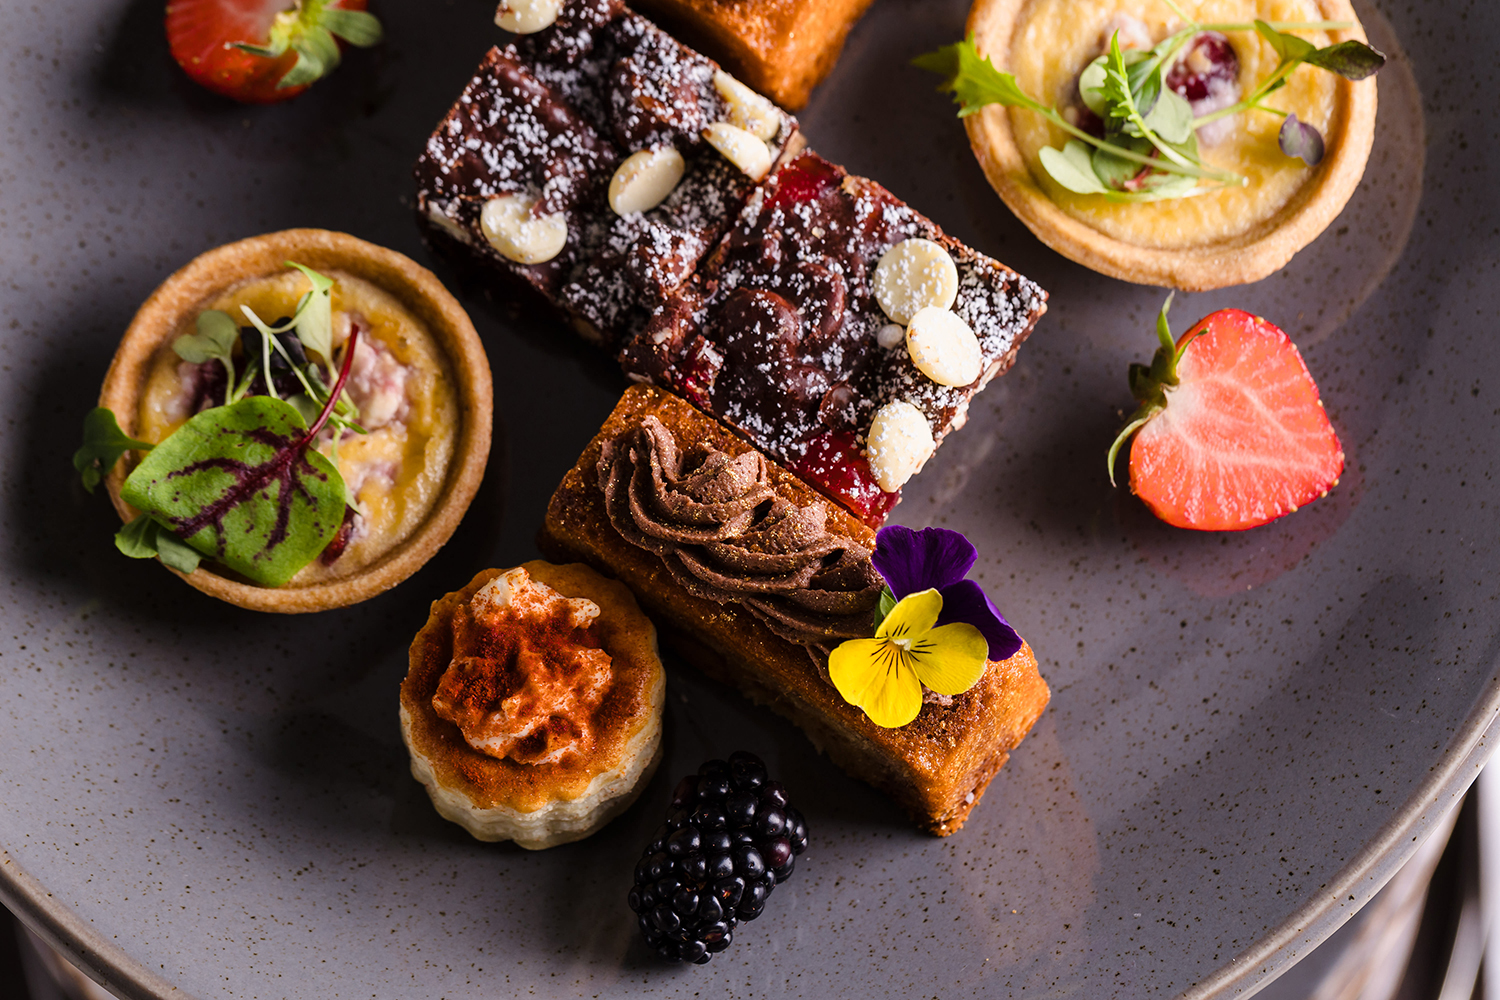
1129, 309, 1343, 531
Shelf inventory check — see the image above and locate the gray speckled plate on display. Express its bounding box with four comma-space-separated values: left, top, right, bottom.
0, 1, 1492, 998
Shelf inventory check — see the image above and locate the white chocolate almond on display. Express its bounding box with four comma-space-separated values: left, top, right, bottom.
424, 201, 471, 245
873, 238, 960, 325
480, 193, 568, 265
702, 122, 773, 181
905, 307, 982, 386
609, 147, 686, 216
866, 400, 935, 493
713, 70, 780, 142
495, 0, 563, 33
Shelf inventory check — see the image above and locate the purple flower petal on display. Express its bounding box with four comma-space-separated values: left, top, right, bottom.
936, 579, 1023, 662
1279, 113, 1325, 166
872, 525, 976, 599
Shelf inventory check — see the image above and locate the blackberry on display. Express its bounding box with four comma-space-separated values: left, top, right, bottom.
629, 750, 809, 963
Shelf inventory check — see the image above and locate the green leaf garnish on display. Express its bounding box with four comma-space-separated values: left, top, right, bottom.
114, 516, 202, 574
917, 13, 1384, 204
232, 0, 384, 91
871, 587, 899, 634
74, 407, 154, 493
1301, 40, 1386, 80
284, 261, 335, 366
117, 327, 362, 587
1040, 142, 1109, 194
911, 37, 1049, 117
174, 309, 239, 405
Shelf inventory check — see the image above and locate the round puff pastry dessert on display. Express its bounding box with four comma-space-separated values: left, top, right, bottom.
964, 0, 1377, 290
401, 561, 666, 849
99, 229, 492, 613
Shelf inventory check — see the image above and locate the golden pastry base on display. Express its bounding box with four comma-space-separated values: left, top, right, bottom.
99, 229, 493, 613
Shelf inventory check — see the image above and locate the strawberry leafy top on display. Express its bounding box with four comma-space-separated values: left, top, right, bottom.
1106, 294, 1205, 485
235, 0, 384, 92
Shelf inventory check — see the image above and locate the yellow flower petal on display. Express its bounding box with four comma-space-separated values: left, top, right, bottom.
828, 638, 924, 728
909, 622, 989, 696
878, 587, 942, 639
828, 637, 888, 707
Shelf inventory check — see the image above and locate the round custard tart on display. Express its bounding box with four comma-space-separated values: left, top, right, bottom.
964, 0, 1377, 289
400, 562, 666, 850
100, 229, 492, 612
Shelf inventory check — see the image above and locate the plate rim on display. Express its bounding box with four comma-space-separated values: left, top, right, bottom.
3, 692, 1497, 1000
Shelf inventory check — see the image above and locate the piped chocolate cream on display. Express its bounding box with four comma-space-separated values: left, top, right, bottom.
598, 415, 882, 645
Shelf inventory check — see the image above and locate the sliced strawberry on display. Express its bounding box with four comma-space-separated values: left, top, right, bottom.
165, 0, 382, 105
1108, 298, 1344, 531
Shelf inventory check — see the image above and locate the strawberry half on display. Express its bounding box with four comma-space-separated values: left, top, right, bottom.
1107, 297, 1344, 531
165, 0, 382, 105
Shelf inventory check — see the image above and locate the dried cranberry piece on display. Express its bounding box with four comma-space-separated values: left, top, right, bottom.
765, 153, 840, 210
1165, 32, 1240, 115
790, 430, 899, 529
676, 335, 723, 412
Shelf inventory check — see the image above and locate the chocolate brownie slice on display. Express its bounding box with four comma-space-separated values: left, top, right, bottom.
618, 150, 1048, 526
414, 0, 799, 346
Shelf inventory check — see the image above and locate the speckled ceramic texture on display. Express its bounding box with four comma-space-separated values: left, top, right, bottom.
0, 1, 1492, 998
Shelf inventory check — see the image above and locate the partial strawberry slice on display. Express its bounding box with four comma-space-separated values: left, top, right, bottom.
1107, 297, 1344, 531
165, 0, 382, 105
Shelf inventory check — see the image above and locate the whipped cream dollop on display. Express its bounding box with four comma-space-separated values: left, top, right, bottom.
432, 567, 613, 766
598, 416, 882, 645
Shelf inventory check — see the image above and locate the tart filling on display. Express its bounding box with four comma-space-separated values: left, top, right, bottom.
134, 269, 459, 584
1009, 0, 1337, 249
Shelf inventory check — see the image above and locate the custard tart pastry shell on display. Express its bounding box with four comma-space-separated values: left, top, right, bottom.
963, 0, 1377, 290
400, 562, 666, 850
99, 229, 493, 613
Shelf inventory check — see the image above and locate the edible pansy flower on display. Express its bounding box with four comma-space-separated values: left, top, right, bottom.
828, 525, 1022, 728
828, 588, 988, 729
871, 525, 1022, 662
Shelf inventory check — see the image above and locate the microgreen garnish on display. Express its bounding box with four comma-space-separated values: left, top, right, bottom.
1279, 113, 1325, 165
916, 11, 1384, 203
1106, 293, 1205, 485
73, 408, 154, 493
75, 262, 370, 586
114, 514, 203, 575
234, 0, 384, 91
118, 328, 361, 587
174, 310, 239, 406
